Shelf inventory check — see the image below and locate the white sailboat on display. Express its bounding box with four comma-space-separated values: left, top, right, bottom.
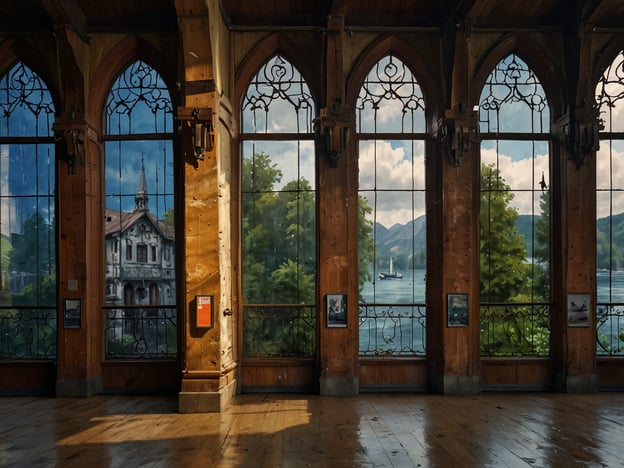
379, 257, 403, 280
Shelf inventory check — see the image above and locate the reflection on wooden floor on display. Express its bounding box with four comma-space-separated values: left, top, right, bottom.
1, 392, 624, 467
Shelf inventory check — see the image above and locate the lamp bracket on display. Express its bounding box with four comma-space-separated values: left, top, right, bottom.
52, 115, 87, 174
177, 107, 214, 165
437, 105, 478, 167
314, 100, 355, 168
556, 104, 602, 169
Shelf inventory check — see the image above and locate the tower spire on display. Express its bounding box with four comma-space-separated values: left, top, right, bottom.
135, 155, 148, 212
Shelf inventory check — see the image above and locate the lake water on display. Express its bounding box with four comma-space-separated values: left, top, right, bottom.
358, 268, 624, 356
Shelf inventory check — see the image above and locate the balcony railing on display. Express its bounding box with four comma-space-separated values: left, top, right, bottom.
358, 303, 426, 357
243, 304, 316, 358
597, 303, 624, 356
104, 305, 177, 359
0, 307, 56, 359
480, 302, 550, 357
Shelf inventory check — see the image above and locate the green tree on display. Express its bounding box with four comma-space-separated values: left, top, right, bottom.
358, 196, 375, 297
480, 163, 530, 302
10, 212, 55, 276
162, 208, 174, 226
480, 163, 550, 357
533, 191, 550, 301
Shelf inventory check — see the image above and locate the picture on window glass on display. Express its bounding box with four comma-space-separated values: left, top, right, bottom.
327, 293, 347, 328
448, 293, 469, 327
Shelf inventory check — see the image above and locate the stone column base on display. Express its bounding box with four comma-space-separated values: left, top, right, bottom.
56, 378, 101, 397
319, 376, 358, 396
179, 379, 237, 413
431, 374, 481, 395
555, 373, 599, 393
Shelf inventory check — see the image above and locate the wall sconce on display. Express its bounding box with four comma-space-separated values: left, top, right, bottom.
177, 107, 214, 163
437, 104, 478, 167
52, 117, 86, 174
558, 104, 602, 169
315, 100, 355, 168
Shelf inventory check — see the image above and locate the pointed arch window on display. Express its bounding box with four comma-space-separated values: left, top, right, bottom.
478, 54, 551, 357
356, 54, 427, 357
240, 54, 317, 358
595, 50, 624, 356
103, 60, 176, 359
0, 61, 56, 359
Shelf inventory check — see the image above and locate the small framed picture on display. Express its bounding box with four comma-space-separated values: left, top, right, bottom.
448, 293, 469, 327
326, 293, 347, 328
195, 295, 214, 329
567, 293, 590, 327
64, 299, 81, 329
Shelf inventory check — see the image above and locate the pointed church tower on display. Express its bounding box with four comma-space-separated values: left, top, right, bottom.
135, 155, 149, 212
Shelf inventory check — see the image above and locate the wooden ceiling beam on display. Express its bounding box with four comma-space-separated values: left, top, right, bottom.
41, 0, 88, 42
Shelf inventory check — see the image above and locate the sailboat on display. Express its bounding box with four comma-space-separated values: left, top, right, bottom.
379, 257, 403, 280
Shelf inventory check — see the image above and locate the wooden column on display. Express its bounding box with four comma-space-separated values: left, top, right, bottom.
176, 0, 236, 412
552, 24, 599, 393
430, 25, 481, 394
317, 13, 359, 396
53, 25, 104, 397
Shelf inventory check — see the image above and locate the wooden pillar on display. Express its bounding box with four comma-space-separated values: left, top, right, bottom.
317, 13, 359, 396
176, 0, 236, 412
53, 26, 104, 397
430, 25, 481, 394
552, 25, 599, 393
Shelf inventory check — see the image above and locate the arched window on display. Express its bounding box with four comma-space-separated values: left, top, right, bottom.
595, 50, 624, 356
0, 61, 56, 359
240, 54, 316, 358
356, 55, 427, 357
103, 60, 176, 359
479, 54, 551, 357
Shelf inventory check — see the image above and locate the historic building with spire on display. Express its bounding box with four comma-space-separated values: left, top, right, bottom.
104, 158, 176, 307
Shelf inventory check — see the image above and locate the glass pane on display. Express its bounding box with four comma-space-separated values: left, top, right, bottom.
242, 140, 315, 190
596, 50, 624, 133
241, 55, 315, 134
479, 54, 549, 134
356, 55, 425, 133
105, 60, 172, 135
0, 62, 55, 137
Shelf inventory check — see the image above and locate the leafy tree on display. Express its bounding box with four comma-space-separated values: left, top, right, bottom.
10, 212, 55, 276
480, 163, 550, 357
480, 163, 530, 302
358, 196, 375, 297
532, 191, 550, 301
162, 208, 174, 226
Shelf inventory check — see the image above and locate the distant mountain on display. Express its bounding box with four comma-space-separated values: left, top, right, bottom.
373, 215, 426, 270
372, 212, 624, 270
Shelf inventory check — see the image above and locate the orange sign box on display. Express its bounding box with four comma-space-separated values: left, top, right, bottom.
196, 295, 213, 328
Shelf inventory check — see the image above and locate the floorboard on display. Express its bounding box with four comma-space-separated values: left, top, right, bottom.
1, 392, 623, 467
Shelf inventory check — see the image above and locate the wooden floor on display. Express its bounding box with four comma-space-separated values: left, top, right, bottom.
1, 392, 624, 467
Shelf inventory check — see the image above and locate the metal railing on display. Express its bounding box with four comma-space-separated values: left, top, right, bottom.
0, 307, 56, 359
480, 302, 550, 357
358, 303, 426, 357
597, 303, 624, 356
104, 305, 177, 359
243, 304, 316, 358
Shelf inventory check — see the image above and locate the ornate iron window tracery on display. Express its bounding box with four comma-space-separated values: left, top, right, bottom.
356, 54, 425, 134
479, 54, 549, 134
105, 60, 173, 136
242, 54, 315, 134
